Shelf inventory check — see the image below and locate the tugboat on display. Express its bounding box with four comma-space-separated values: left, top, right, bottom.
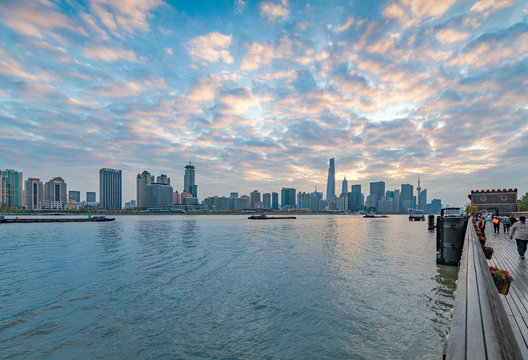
248, 214, 296, 220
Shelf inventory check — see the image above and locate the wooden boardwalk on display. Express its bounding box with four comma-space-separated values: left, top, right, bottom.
486, 226, 528, 358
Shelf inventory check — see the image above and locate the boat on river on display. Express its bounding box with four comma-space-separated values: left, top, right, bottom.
0, 216, 115, 224
248, 214, 296, 220
363, 214, 389, 218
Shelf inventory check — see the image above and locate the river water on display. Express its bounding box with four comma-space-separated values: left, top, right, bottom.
0, 215, 456, 359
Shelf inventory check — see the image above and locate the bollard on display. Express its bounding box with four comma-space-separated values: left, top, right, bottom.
428, 214, 435, 230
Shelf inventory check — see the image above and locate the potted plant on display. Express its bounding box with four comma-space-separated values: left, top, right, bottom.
479, 235, 486, 245
489, 266, 513, 295
482, 245, 494, 260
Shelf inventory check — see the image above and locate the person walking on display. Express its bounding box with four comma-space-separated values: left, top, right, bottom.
479, 214, 486, 233
510, 216, 528, 259
510, 215, 517, 226
502, 216, 511, 233
492, 216, 500, 233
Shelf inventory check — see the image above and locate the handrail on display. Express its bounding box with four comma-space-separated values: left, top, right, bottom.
446, 221, 522, 359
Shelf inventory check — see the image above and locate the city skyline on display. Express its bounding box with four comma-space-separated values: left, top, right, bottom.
1, 1, 527, 206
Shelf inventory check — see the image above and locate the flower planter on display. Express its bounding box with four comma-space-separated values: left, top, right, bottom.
484, 252, 493, 260
496, 283, 510, 295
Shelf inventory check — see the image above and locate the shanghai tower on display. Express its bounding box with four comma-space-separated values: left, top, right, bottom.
326, 158, 335, 202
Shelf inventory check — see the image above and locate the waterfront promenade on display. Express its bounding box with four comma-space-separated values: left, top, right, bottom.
486, 227, 528, 358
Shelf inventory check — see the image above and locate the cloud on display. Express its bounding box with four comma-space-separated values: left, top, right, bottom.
93, 76, 167, 98
436, 28, 470, 44
240, 42, 275, 71
83, 43, 139, 62
0, 0, 86, 40
187, 75, 223, 102
187, 32, 234, 65
383, 0, 456, 28
259, 0, 289, 22
89, 0, 164, 36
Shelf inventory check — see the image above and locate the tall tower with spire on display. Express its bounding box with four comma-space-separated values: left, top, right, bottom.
326, 158, 336, 202
341, 177, 348, 195
416, 174, 421, 195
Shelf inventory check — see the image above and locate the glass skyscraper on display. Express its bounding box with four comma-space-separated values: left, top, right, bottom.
99, 168, 122, 209
184, 163, 197, 198
326, 158, 335, 202
25, 178, 43, 209
0, 169, 23, 208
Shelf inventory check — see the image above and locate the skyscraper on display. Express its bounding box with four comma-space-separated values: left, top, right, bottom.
0, 169, 24, 208
418, 189, 427, 211
281, 188, 296, 208
370, 181, 385, 203
326, 158, 335, 202
99, 168, 122, 209
341, 177, 348, 195
44, 177, 67, 203
146, 183, 173, 209
262, 193, 271, 209
348, 184, 363, 212
156, 174, 170, 185
250, 190, 261, 208
184, 163, 197, 198
401, 184, 414, 210
271, 192, 279, 210
137, 170, 154, 209
24, 178, 43, 210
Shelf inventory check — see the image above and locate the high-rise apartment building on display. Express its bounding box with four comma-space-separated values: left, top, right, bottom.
86, 192, 96, 202
250, 190, 261, 208
24, 178, 43, 209
348, 184, 363, 212
230, 192, 239, 198
99, 168, 122, 209
137, 170, 154, 209
156, 174, 170, 185
184, 163, 197, 198
326, 158, 335, 202
281, 188, 296, 209
0, 169, 24, 208
173, 190, 181, 205
271, 192, 279, 210
370, 181, 385, 203
44, 177, 67, 203
401, 184, 414, 210
262, 193, 271, 209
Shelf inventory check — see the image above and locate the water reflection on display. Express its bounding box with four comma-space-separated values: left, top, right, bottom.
181, 219, 199, 248
428, 264, 458, 338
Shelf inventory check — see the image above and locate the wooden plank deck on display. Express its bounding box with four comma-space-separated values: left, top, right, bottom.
446, 221, 523, 359
486, 225, 528, 359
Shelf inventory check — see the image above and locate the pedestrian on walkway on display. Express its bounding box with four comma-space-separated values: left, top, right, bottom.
502, 216, 511, 233
492, 216, 500, 233
510, 215, 517, 226
510, 216, 528, 259
479, 214, 486, 233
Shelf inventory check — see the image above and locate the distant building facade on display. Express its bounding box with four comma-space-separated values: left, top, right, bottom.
250, 190, 261, 209
44, 177, 67, 209
184, 163, 197, 198
1, 169, 24, 208
86, 192, 96, 202
69, 190, 81, 203
468, 188, 518, 216
146, 183, 173, 209
326, 158, 336, 202
281, 188, 296, 209
137, 171, 154, 208
99, 168, 122, 209
24, 178, 43, 210
262, 193, 271, 209
271, 192, 279, 210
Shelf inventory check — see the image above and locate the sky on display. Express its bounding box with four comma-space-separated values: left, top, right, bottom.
1, 0, 527, 207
